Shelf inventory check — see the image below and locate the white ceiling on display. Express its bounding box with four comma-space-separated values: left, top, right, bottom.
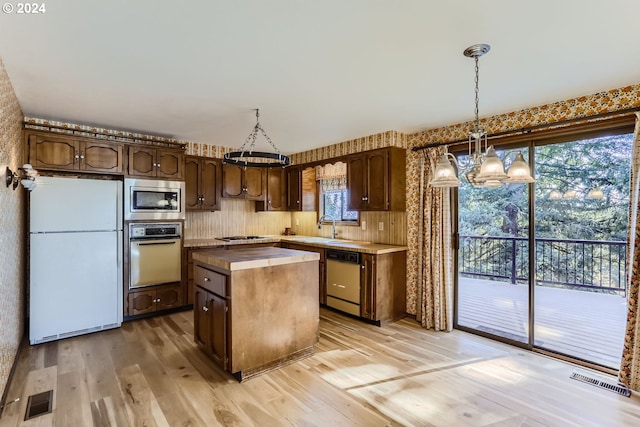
1, 0, 640, 154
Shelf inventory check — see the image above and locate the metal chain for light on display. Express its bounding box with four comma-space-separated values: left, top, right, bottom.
223, 109, 290, 167
474, 55, 481, 136
237, 110, 282, 155
463, 44, 491, 186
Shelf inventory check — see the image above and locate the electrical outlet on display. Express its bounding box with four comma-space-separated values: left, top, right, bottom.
361, 221, 366, 231
295, 218, 299, 226
378, 221, 384, 231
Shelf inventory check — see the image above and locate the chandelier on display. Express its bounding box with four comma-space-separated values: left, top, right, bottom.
429, 44, 535, 188
223, 109, 290, 168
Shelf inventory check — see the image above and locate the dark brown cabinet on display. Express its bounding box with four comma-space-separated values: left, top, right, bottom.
127, 284, 183, 316
128, 146, 184, 179
347, 147, 406, 211
285, 166, 316, 211
194, 265, 227, 369
222, 164, 266, 200
185, 156, 222, 211
359, 251, 407, 324
256, 167, 286, 211
26, 131, 124, 174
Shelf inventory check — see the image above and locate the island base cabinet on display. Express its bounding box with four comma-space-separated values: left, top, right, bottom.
227, 261, 318, 380
194, 285, 227, 369
192, 248, 319, 382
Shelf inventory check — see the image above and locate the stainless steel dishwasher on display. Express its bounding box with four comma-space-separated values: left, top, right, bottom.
326, 249, 361, 316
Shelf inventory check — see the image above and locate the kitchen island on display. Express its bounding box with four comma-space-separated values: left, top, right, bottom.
192, 246, 320, 381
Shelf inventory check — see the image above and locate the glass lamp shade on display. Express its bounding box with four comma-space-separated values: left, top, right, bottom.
548, 190, 562, 200
563, 190, 578, 199
483, 179, 503, 188
587, 187, 604, 199
475, 146, 508, 182
429, 154, 460, 188
21, 179, 36, 191
506, 152, 535, 183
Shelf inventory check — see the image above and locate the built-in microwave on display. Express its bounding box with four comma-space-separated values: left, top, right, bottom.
124, 178, 185, 220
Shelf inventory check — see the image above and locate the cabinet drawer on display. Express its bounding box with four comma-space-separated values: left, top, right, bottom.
194, 265, 226, 297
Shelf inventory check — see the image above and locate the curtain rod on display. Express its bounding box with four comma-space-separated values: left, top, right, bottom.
411, 107, 640, 152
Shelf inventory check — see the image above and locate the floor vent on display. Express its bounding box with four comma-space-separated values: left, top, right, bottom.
570, 371, 631, 397
24, 390, 53, 420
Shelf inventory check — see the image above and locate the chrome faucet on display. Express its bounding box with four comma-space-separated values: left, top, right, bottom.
318, 214, 336, 239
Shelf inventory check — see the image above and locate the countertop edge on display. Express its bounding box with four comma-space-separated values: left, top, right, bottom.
184, 236, 407, 254
192, 248, 320, 271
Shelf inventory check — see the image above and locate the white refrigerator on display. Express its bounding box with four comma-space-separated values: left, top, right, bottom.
29, 176, 123, 344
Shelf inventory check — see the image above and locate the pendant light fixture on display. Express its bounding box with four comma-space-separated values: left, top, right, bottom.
223, 109, 290, 168
428, 44, 535, 188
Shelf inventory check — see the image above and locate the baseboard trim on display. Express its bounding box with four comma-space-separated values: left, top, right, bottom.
0, 335, 26, 419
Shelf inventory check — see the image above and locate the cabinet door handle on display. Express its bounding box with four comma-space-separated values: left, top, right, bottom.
200, 196, 205, 202
156, 298, 161, 303
296, 200, 300, 204
156, 162, 161, 168
74, 154, 80, 160
204, 277, 210, 282
202, 306, 209, 312
79, 153, 85, 160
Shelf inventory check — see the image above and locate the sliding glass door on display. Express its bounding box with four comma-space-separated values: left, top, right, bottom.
533, 133, 631, 369
456, 146, 531, 345
455, 130, 632, 369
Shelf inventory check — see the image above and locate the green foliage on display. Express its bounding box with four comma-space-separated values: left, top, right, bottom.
457, 132, 633, 292
458, 133, 633, 241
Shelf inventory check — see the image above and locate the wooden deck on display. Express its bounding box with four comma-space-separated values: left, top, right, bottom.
458, 277, 629, 369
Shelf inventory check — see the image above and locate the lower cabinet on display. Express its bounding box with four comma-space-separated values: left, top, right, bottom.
360, 251, 407, 324
194, 265, 228, 369
127, 284, 183, 316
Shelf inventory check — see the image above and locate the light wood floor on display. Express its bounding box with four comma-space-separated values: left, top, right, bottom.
1, 308, 639, 427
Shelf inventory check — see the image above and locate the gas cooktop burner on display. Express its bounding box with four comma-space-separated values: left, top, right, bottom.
217, 236, 266, 242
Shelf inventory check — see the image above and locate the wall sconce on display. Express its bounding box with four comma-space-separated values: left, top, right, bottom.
5, 164, 38, 191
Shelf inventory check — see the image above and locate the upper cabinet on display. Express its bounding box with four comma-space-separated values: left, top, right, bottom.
26, 131, 124, 174
185, 156, 222, 211
346, 147, 406, 211
255, 167, 286, 211
127, 146, 184, 180
285, 166, 316, 211
222, 164, 266, 200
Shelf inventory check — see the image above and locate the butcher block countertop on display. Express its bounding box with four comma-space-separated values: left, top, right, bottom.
192, 247, 320, 271
184, 235, 407, 254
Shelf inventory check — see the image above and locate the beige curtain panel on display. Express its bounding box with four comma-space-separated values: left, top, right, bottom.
417, 147, 453, 331
620, 113, 640, 392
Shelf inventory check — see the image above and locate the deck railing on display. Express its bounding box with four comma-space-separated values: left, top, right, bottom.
458, 235, 627, 296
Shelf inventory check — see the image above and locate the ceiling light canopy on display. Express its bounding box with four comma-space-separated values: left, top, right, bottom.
429, 44, 535, 188
223, 109, 290, 168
